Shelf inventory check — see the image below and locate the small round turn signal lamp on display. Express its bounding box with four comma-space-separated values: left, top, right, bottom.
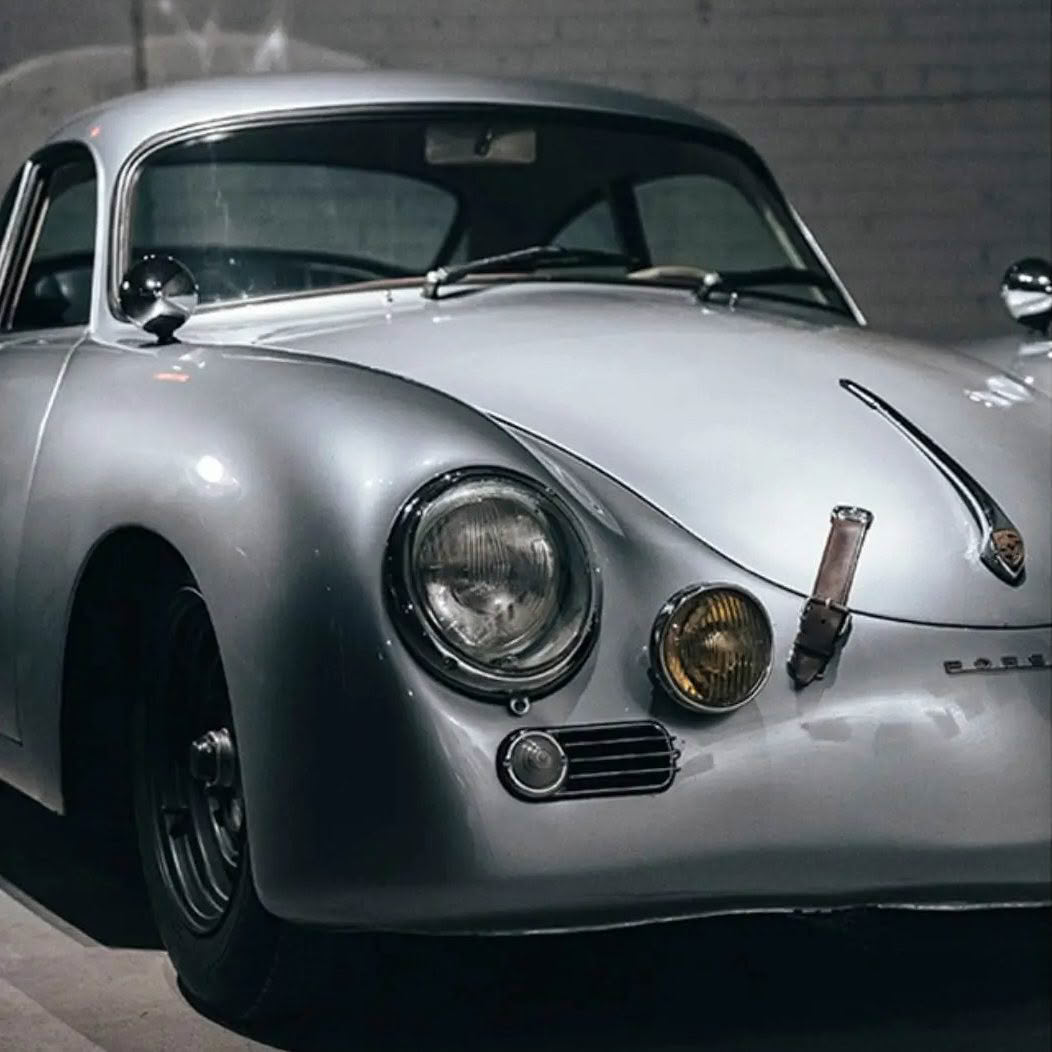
499, 730, 568, 799
651, 584, 773, 714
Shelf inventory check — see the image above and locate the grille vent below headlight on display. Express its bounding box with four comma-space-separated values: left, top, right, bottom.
498, 721, 678, 801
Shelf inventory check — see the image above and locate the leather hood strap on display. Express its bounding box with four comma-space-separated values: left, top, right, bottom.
788, 505, 874, 688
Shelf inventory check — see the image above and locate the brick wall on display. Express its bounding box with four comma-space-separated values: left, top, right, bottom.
0, 0, 1047, 341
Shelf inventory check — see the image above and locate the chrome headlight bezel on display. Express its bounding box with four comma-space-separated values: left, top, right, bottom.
384, 468, 601, 699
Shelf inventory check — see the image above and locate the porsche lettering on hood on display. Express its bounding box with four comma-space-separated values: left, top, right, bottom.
247, 283, 1052, 628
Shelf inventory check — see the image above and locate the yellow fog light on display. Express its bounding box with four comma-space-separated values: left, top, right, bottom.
650, 584, 773, 714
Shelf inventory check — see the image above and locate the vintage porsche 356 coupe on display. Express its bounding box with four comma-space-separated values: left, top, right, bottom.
0, 72, 1048, 1019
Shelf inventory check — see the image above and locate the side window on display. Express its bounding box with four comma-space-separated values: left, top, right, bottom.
557, 198, 620, 252
11, 152, 97, 330
0, 174, 17, 238
635, 174, 795, 271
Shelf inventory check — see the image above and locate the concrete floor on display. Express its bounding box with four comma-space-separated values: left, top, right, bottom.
1, 782, 1049, 1052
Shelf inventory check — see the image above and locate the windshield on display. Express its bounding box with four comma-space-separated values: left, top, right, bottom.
125, 108, 847, 313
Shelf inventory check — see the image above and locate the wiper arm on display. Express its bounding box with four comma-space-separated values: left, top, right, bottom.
696, 265, 837, 299
422, 244, 636, 299
690, 265, 854, 318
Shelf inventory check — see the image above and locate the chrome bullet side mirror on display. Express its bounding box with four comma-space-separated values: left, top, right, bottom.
119, 254, 199, 344
1000, 257, 1052, 336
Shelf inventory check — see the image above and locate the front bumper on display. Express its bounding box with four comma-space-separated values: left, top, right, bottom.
245, 581, 1051, 932
232, 438, 1050, 933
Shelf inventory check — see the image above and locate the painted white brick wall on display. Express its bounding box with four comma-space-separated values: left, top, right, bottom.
0, 0, 1047, 341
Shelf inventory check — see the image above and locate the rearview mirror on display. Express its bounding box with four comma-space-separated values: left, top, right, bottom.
1000, 257, 1052, 336
425, 124, 536, 165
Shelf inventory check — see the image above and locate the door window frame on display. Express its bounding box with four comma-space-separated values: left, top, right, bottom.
0, 142, 98, 332
0, 162, 39, 325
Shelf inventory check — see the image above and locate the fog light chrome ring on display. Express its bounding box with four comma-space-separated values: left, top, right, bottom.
499, 729, 569, 799
651, 583, 774, 715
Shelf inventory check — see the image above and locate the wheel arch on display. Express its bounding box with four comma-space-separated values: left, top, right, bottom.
59, 524, 193, 825
11, 343, 572, 839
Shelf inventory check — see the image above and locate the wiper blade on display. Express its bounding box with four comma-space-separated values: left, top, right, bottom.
422, 244, 636, 299
696, 265, 837, 299
690, 265, 854, 318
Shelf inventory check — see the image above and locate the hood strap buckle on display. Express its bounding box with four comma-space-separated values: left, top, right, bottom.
788, 506, 873, 688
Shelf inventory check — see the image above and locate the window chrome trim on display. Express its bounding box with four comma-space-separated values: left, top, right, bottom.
0, 162, 39, 327
5, 191, 50, 330
786, 201, 866, 326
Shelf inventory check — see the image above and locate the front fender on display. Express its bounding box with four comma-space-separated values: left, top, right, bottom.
13, 337, 556, 815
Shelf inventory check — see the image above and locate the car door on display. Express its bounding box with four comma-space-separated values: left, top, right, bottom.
0, 143, 97, 741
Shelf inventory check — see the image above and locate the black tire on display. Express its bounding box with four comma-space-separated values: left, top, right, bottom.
131, 574, 325, 1021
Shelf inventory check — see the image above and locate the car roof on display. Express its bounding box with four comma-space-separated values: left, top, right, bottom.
50, 70, 742, 166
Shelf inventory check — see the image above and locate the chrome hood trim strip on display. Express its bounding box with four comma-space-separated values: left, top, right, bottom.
840, 378, 1025, 586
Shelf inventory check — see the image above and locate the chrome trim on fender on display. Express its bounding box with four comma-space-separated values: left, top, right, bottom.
840, 378, 1026, 586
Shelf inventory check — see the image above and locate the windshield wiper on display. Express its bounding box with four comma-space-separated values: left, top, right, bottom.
688, 265, 852, 317
695, 265, 836, 298
421, 244, 637, 299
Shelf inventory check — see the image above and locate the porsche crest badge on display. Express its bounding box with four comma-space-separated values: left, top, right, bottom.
991, 528, 1025, 575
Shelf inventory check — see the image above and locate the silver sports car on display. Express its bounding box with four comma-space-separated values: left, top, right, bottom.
0, 72, 1049, 1020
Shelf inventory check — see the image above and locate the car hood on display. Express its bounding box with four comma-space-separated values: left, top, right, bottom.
221, 283, 1051, 626
957, 334, 1052, 399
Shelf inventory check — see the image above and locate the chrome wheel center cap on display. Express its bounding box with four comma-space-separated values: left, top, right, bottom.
188, 728, 237, 789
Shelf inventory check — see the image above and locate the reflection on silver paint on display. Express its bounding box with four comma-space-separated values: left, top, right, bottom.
964, 373, 1034, 408
926, 709, 960, 739
961, 335, 1052, 398
801, 717, 852, 742
0, 75, 1048, 932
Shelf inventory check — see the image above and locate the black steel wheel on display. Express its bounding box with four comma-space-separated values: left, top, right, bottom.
132, 571, 331, 1021
148, 585, 244, 933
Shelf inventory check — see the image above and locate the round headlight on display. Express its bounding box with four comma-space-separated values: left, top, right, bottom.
651, 584, 773, 713
387, 471, 599, 697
